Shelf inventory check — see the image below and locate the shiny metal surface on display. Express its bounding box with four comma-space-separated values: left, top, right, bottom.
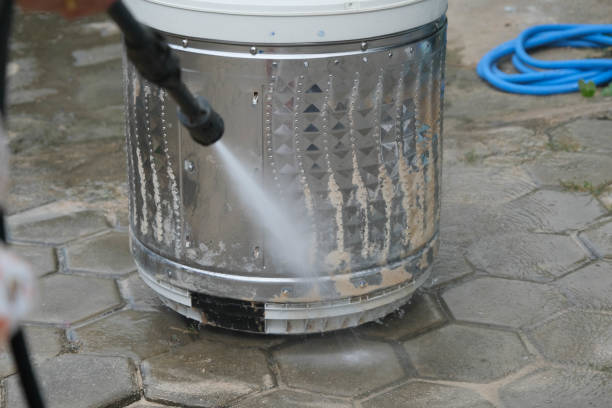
125, 19, 446, 331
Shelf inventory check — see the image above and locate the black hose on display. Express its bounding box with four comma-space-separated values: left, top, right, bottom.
0, 0, 14, 116
107, 0, 224, 146
9, 330, 46, 408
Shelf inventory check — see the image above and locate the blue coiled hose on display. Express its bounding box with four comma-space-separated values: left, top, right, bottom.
477, 24, 612, 95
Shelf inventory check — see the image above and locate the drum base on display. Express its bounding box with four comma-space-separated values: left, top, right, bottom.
138, 265, 431, 335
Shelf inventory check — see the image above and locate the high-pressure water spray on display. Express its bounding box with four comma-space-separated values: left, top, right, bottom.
107, 1, 224, 146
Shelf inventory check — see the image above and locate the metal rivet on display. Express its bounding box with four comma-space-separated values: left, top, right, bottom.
271, 61, 278, 67
181, 39, 188, 48
388, 52, 393, 58
304, 61, 309, 68
167, 270, 173, 278
360, 41, 368, 51
184, 160, 195, 172
249, 46, 257, 55
334, 59, 340, 65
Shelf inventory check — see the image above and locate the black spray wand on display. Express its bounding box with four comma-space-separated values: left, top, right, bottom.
107, 0, 224, 146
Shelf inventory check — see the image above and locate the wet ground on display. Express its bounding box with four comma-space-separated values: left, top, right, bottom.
2, 0, 612, 407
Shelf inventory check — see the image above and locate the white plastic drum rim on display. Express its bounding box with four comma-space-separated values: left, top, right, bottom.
124, 0, 448, 44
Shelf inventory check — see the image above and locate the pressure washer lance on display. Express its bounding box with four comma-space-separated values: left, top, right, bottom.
107, 0, 224, 146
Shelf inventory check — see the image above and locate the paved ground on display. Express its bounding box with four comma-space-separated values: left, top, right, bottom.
2, 0, 612, 407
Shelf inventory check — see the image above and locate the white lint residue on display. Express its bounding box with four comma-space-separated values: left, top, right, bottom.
325, 173, 350, 270
348, 73, 371, 259
379, 163, 394, 264
159, 89, 182, 257
143, 84, 164, 243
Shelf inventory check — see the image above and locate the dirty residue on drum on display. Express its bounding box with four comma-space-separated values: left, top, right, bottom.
348, 72, 371, 260
159, 89, 183, 258
143, 83, 164, 244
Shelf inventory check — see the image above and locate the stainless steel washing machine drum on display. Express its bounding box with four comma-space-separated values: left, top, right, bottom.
123, 0, 448, 334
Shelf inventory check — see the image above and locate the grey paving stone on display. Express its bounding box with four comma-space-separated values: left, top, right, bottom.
557, 262, 612, 310
466, 232, 588, 281
234, 390, 351, 408
74, 310, 197, 360
425, 240, 473, 287
11, 245, 56, 278
362, 381, 494, 408
357, 293, 446, 340
117, 273, 164, 311
5, 354, 138, 408
124, 403, 168, 408
26, 274, 122, 325
507, 190, 606, 233
444, 126, 547, 165
526, 152, 612, 187
8, 209, 109, 245
582, 220, 612, 259
274, 333, 404, 397
443, 277, 570, 328
403, 324, 530, 382
500, 366, 612, 408
529, 310, 612, 368
443, 164, 536, 207
142, 340, 272, 407
0, 326, 63, 379
549, 119, 612, 155
65, 231, 136, 276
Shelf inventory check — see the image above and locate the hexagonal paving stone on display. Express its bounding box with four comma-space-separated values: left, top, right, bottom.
8, 209, 109, 245
466, 232, 588, 281
549, 119, 612, 155
125, 402, 169, 408
357, 293, 446, 340
118, 273, 164, 311
362, 381, 494, 408
73, 310, 197, 360
5, 354, 138, 408
274, 332, 405, 397
425, 240, 473, 287
142, 340, 272, 407
557, 262, 612, 310
0, 326, 63, 378
403, 324, 530, 382
507, 190, 606, 233
443, 164, 536, 207
526, 152, 612, 187
500, 366, 612, 408
529, 310, 612, 368
582, 220, 612, 259
234, 390, 352, 408
11, 245, 56, 278
66, 231, 136, 276
443, 277, 570, 328
26, 274, 122, 325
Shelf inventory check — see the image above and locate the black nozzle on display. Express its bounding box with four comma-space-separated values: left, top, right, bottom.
178, 96, 225, 146
108, 0, 224, 146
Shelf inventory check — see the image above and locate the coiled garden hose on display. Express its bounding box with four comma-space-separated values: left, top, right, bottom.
477, 24, 612, 95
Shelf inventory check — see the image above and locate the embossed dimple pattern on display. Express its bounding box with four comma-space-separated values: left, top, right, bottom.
126, 26, 445, 282
264, 31, 445, 275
